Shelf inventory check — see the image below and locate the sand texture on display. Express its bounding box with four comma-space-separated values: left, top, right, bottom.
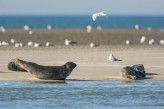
0, 29, 164, 82
0, 47, 164, 82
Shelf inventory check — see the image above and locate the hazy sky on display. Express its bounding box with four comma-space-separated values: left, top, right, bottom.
0, 0, 164, 15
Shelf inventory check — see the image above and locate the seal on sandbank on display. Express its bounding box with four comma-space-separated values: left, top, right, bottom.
8, 58, 77, 80
121, 64, 146, 80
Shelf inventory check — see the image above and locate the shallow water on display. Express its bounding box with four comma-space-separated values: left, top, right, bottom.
0, 81, 164, 109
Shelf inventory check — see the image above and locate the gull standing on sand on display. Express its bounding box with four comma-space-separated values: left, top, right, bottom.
10, 38, 16, 44
46, 42, 53, 47
90, 42, 99, 48
27, 41, 33, 46
126, 40, 130, 45
149, 38, 155, 45
29, 30, 33, 35
92, 12, 107, 21
47, 25, 52, 30
0, 26, 6, 32
135, 24, 140, 30
140, 36, 146, 44
160, 40, 164, 45
24, 25, 30, 31
86, 25, 92, 33
108, 53, 122, 62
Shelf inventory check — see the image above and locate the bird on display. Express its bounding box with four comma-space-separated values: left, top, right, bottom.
135, 24, 140, 30
140, 36, 146, 44
24, 25, 30, 31
108, 53, 122, 62
97, 26, 102, 31
1, 41, 9, 46
90, 42, 99, 48
27, 41, 33, 46
149, 38, 155, 45
34, 43, 41, 47
126, 40, 130, 45
29, 30, 33, 35
10, 38, 16, 44
47, 25, 52, 30
64, 39, 77, 46
86, 25, 92, 33
15, 43, 20, 48
92, 12, 107, 21
0, 26, 6, 32
160, 40, 164, 45
46, 42, 53, 47
65, 39, 71, 46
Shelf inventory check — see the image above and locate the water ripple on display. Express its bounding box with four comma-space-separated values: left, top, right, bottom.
0, 81, 164, 109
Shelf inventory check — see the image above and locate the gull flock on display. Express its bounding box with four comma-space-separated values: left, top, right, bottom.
0, 13, 164, 63
0, 13, 164, 48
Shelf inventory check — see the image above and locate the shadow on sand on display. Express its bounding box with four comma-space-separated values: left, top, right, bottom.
144, 72, 160, 80
0, 71, 14, 73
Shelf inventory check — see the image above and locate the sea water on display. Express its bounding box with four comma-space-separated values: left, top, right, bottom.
0, 81, 164, 109
0, 15, 164, 29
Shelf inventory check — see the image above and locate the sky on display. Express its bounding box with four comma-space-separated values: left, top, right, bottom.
0, 0, 164, 15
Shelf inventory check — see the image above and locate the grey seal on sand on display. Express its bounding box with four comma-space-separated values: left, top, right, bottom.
121, 64, 146, 80
8, 58, 77, 80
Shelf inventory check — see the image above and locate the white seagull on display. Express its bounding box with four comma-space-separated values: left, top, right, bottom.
108, 53, 122, 62
92, 12, 107, 21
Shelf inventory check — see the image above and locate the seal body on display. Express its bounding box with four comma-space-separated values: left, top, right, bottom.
121, 64, 146, 80
8, 58, 77, 80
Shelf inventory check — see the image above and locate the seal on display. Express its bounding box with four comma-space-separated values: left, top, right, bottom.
8, 58, 77, 80
121, 64, 146, 80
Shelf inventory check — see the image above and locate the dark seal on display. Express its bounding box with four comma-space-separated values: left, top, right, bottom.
8, 58, 77, 80
121, 64, 146, 80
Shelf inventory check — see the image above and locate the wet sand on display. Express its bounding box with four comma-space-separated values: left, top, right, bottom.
0, 29, 164, 82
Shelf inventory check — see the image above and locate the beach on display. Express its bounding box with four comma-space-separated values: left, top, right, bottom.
0, 29, 164, 82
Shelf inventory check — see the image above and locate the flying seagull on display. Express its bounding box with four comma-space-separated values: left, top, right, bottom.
92, 12, 107, 21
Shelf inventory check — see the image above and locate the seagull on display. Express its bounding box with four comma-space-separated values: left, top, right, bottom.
160, 40, 164, 45
47, 25, 52, 30
90, 42, 99, 48
46, 42, 53, 47
10, 38, 15, 44
140, 36, 146, 44
108, 53, 122, 62
149, 38, 155, 45
92, 12, 107, 21
29, 30, 33, 35
126, 40, 130, 45
135, 24, 140, 30
27, 41, 33, 46
86, 25, 92, 33
24, 25, 30, 31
